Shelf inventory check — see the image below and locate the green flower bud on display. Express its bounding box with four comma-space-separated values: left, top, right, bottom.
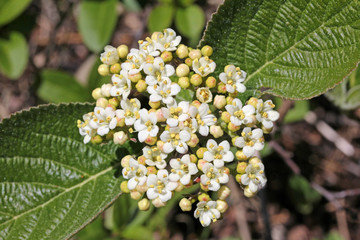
201, 45, 213, 56
108, 97, 119, 108
149, 101, 160, 109
117, 44, 129, 58
236, 161, 247, 173
185, 57, 193, 67
221, 111, 231, 123
235, 174, 242, 183
160, 51, 173, 62
228, 122, 240, 132
146, 55, 155, 63
121, 155, 132, 168
129, 72, 142, 83
96, 98, 108, 108
110, 63, 121, 74
189, 49, 201, 59
179, 198, 192, 212
98, 64, 110, 76
190, 154, 198, 163
218, 186, 231, 200
187, 133, 199, 147
130, 190, 142, 200
217, 82, 227, 93
244, 186, 256, 198
176, 64, 190, 77
147, 166, 157, 175
198, 193, 210, 202
213, 95, 226, 109
190, 74, 203, 86
136, 80, 147, 92
178, 77, 190, 89
247, 97, 259, 108
152, 197, 166, 208
92, 88, 102, 100
216, 200, 228, 213
138, 198, 150, 211
120, 181, 130, 193
91, 135, 103, 144
176, 44, 189, 58
205, 76, 217, 88
236, 150, 248, 161
113, 131, 128, 145
210, 125, 224, 138
196, 147, 207, 158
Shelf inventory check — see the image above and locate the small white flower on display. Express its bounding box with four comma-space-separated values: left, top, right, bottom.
100, 45, 119, 65
77, 113, 96, 144
160, 127, 191, 154
225, 99, 255, 126
143, 146, 168, 169
122, 157, 148, 190
169, 154, 198, 185
90, 106, 117, 136
110, 71, 131, 99
192, 57, 216, 77
219, 65, 246, 93
144, 57, 175, 86
153, 28, 181, 52
241, 159, 267, 193
147, 80, 181, 107
196, 87, 213, 103
139, 37, 159, 56
200, 163, 229, 191
234, 127, 264, 157
116, 98, 141, 126
195, 103, 217, 136
255, 99, 279, 129
146, 169, 178, 203
134, 109, 159, 142
203, 139, 234, 168
121, 48, 147, 74
194, 201, 221, 227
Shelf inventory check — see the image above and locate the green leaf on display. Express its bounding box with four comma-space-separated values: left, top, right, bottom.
148, 4, 174, 33
0, 32, 29, 79
0, 103, 126, 240
200, 0, 360, 100
284, 100, 310, 123
78, 0, 118, 52
123, 0, 141, 12
38, 70, 91, 103
175, 89, 194, 102
0, 0, 32, 26
75, 216, 109, 240
175, 5, 205, 44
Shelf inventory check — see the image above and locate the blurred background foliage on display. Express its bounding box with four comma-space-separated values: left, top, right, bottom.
0, 0, 359, 239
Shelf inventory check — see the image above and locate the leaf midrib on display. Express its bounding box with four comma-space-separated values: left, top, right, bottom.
0, 165, 115, 227
243, 0, 356, 85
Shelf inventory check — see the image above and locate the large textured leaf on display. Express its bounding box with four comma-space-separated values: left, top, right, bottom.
78, 0, 118, 52
200, 0, 360, 99
0, 0, 32, 26
148, 4, 174, 33
0, 103, 127, 240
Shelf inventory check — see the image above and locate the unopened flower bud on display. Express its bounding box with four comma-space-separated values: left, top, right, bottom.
221, 111, 231, 123
200, 183, 209, 191
197, 159, 207, 172
176, 64, 190, 77
198, 193, 210, 202
98, 64, 110, 76
185, 58, 192, 67
210, 125, 224, 138
262, 125, 273, 134
196, 87, 213, 103
160, 51, 173, 62
149, 101, 160, 109
236, 161, 247, 174
130, 191, 142, 200
247, 97, 259, 108
191, 100, 201, 108
244, 186, 256, 198
152, 197, 166, 208
236, 150, 248, 161
175, 183, 185, 192
137, 155, 146, 165
129, 72, 142, 83
187, 133, 199, 147
216, 200, 228, 213
189, 49, 201, 59
226, 96, 234, 105
213, 95, 226, 109
176, 44, 189, 58
156, 108, 167, 122
228, 122, 240, 132
217, 82, 227, 93
157, 140, 165, 152
136, 183, 148, 193
108, 97, 119, 108
178, 77, 190, 89
95, 98, 108, 108
179, 198, 192, 211
117, 118, 125, 127
92, 88, 102, 100
113, 131, 128, 144
117, 44, 129, 58
235, 174, 242, 183
201, 45, 213, 56
136, 80, 147, 92
218, 186, 231, 200
190, 154, 198, 163
146, 55, 154, 63
91, 135, 102, 144
205, 76, 216, 88
190, 74, 203, 86
249, 157, 262, 166
110, 63, 121, 74
138, 198, 150, 211
120, 181, 130, 193
101, 83, 112, 97
147, 166, 157, 175
121, 155, 132, 168
196, 147, 207, 158
145, 136, 157, 145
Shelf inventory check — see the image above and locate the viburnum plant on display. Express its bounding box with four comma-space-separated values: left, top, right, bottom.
0, 0, 359, 239
78, 28, 279, 226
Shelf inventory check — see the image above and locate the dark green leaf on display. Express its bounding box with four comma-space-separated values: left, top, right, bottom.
123, 0, 141, 12
200, 0, 360, 99
175, 5, 205, 43
38, 70, 91, 103
175, 89, 194, 102
284, 100, 310, 123
74, 216, 109, 240
0, 32, 28, 79
0, 0, 32, 26
0, 103, 127, 240
78, 0, 118, 52
148, 5, 174, 33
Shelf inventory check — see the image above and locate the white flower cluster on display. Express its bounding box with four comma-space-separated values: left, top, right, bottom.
77, 28, 279, 227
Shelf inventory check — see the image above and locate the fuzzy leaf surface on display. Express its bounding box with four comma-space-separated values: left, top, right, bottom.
201, 0, 360, 99
0, 103, 127, 240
